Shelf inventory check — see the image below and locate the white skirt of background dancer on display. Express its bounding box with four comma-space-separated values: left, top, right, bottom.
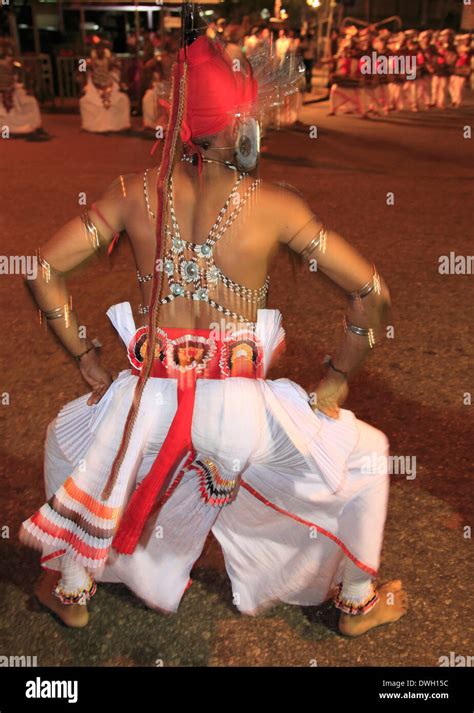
142, 86, 158, 130
448, 74, 467, 108
364, 83, 389, 116
431, 75, 449, 109
0, 82, 42, 134
387, 79, 406, 111
329, 82, 368, 117
402, 78, 417, 111
416, 74, 432, 110
21, 302, 389, 615
80, 77, 131, 133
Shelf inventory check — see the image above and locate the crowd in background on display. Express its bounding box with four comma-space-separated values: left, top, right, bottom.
1, 15, 473, 138
326, 26, 473, 116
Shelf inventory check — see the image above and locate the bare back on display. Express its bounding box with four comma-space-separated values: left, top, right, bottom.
121, 162, 286, 330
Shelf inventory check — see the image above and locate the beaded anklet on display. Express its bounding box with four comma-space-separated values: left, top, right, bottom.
333, 582, 380, 616
53, 576, 97, 606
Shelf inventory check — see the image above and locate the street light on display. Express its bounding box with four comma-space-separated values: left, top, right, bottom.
306, 0, 321, 8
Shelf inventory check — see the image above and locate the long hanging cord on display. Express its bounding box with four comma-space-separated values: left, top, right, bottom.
101, 39, 189, 502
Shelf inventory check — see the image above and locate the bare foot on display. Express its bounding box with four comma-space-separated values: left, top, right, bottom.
35, 571, 89, 628
338, 580, 408, 638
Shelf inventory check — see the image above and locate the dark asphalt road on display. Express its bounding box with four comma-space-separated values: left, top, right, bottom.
0, 96, 473, 667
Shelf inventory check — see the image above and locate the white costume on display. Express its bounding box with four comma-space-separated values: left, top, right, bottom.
80, 48, 131, 133
142, 79, 165, 131
21, 301, 389, 614
0, 58, 42, 134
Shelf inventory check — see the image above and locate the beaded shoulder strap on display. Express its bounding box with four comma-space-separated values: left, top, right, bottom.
167, 174, 260, 249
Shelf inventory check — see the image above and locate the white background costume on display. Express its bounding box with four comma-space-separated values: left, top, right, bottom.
0, 58, 42, 134
80, 48, 131, 133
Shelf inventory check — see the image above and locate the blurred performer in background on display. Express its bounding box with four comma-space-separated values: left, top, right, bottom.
449, 34, 472, 108
366, 29, 390, 116
142, 51, 167, 131
402, 30, 419, 112
416, 30, 435, 110
276, 29, 291, 64
79, 38, 131, 133
222, 23, 246, 62
21, 11, 407, 638
300, 30, 316, 94
329, 27, 367, 117
431, 29, 455, 109
0, 36, 47, 139
243, 26, 260, 56
387, 32, 407, 111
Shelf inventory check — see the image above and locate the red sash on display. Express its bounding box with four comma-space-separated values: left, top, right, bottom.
112, 326, 262, 554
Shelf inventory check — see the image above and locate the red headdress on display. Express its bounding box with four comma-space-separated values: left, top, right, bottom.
179, 35, 258, 142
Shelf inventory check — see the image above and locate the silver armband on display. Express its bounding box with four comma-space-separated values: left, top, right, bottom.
347, 266, 381, 301
81, 211, 102, 251
343, 315, 376, 348
298, 226, 328, 261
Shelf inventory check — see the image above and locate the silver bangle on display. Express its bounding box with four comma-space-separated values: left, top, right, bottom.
347, 267, 381, 300
40, 303, 74, 328
343, 315, 376, 348
36, 248, 63, 283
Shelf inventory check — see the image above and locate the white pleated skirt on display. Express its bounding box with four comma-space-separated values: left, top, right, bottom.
79, 79, 131, 133
21, 303, 390, 615
0, 84, 42, 134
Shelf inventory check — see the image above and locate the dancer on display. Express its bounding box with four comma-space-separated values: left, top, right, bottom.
431, 29, 456, 109
416, 31, 435, 110
21, 21, 408, 637
79, 38, 131, 133
402, 31, 419, 112
0, 36, 47, 139
449, 34, 471, 108
142, 52, 166, 132
329, 27, 367, 117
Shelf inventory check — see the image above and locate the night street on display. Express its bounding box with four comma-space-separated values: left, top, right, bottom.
1, 96, 473, 667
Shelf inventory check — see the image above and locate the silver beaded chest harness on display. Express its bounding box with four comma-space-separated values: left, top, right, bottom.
137, 169, 270, 324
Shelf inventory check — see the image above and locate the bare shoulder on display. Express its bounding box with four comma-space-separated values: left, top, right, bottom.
258, 180, 317, 244
109, 169, 153, 217
95, 171, 141, 206
89, 170, 148, 234
115, 170, 148, 204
